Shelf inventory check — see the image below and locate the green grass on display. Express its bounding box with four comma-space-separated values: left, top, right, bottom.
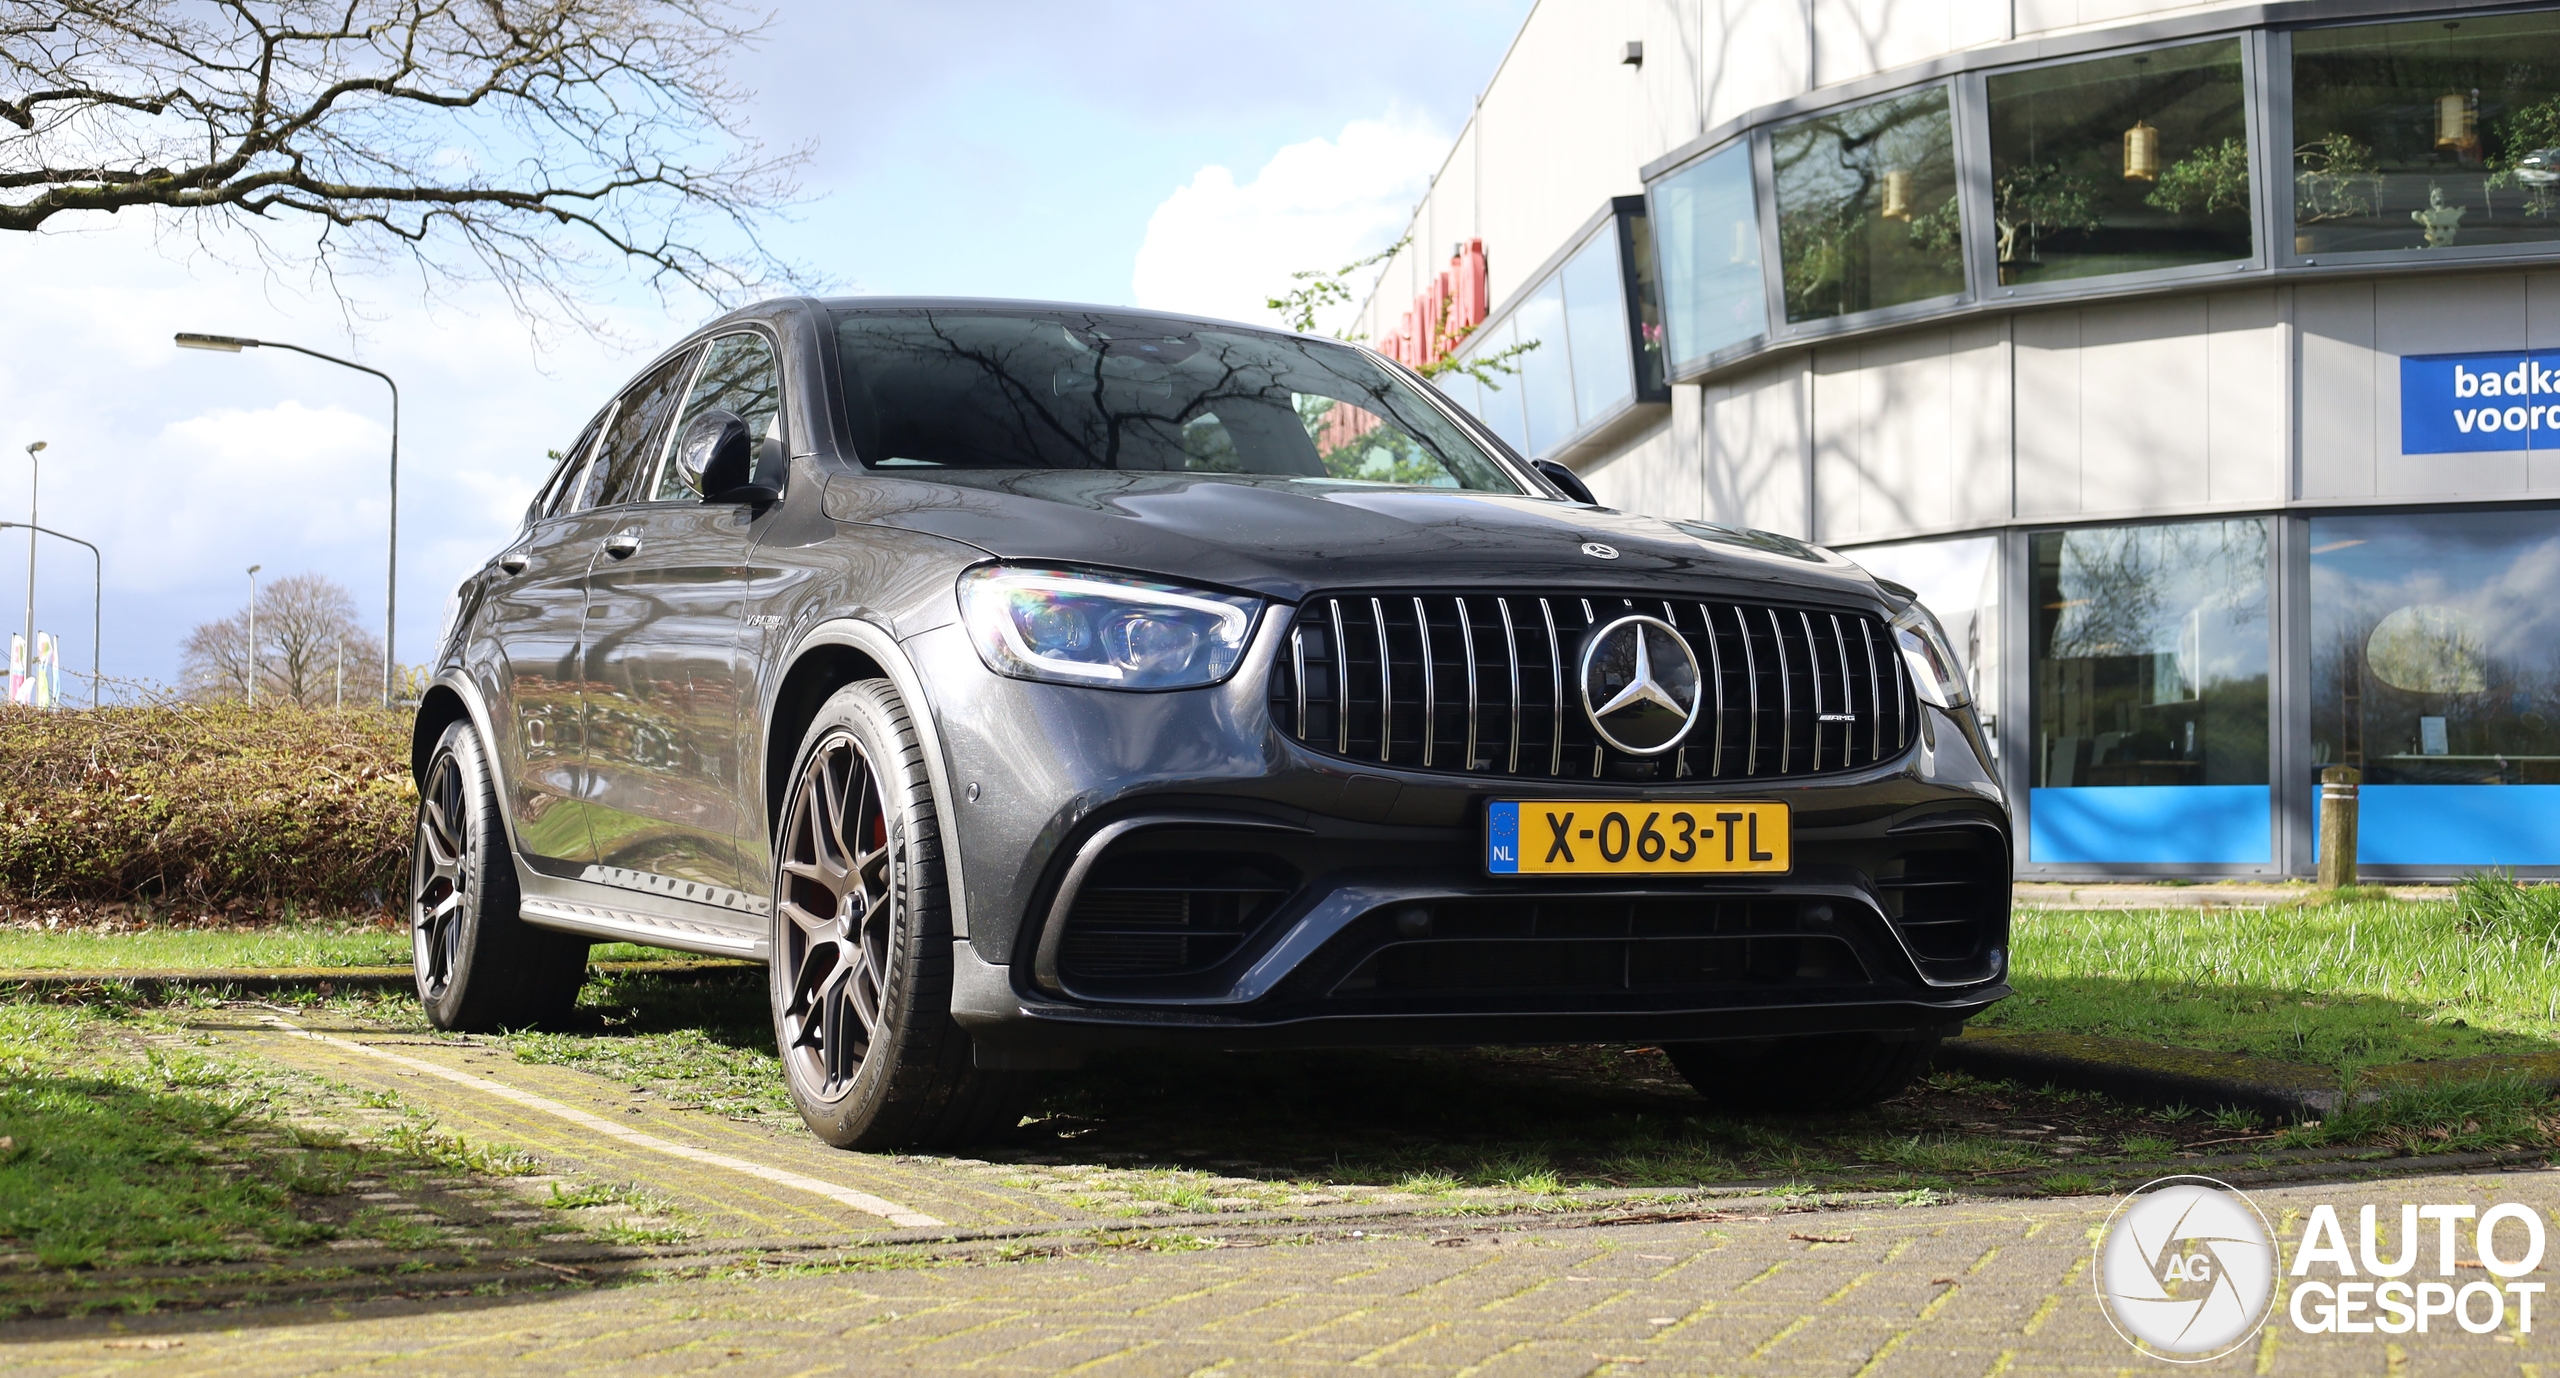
0, 922, 682, 972
1990, 885, 2560, 1074
0, 919, 408, 970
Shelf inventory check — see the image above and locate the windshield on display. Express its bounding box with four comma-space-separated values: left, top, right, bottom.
830, 308, 1523, 492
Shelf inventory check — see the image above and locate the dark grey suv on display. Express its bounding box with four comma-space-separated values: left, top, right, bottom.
411, 297, 2010, 1149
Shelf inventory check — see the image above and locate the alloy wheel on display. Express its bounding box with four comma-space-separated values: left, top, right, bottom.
412, 749, 470, 1001
776, 730, 896, 1098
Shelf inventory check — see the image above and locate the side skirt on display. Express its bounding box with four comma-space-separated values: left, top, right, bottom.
514, 864, 769, 960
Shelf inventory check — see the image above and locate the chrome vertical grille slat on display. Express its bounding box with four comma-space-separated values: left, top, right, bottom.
1738, 603, 1761, 776
1456, 597, 1478, 772
1801, 609, 1823, 772
1768, 608, 1793, 774
1831, 613, 1855, 766
1267, 590, 1911, 784
1699, 602, 1726, 780
1862, 618, 1883, 762
1541, 599, 1563, 776
1370, 597, 1391, 764
1413, 596, 1436, 768
1291, 619, 1308, 741
1497, 598, 1521, 774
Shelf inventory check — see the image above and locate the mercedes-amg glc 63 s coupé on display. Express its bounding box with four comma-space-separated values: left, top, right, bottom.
410, 298, 2011, 1148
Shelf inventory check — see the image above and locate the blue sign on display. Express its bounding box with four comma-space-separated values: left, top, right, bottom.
2401, 351, 2560, 453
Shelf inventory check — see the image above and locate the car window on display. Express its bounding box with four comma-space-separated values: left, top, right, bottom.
830, 309, 1522, 492
654, 331, 783, 500
538, 411, 609, 520
583, 346, 702, 510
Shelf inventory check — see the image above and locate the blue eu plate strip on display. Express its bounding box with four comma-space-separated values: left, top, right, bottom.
1486, 801, 1521, 873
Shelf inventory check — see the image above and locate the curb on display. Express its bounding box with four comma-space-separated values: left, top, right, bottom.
1937, 1028, 2560, 1121
0, 958, 758, 996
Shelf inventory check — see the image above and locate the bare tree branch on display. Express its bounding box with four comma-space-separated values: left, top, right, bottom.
2, 0, 812, 327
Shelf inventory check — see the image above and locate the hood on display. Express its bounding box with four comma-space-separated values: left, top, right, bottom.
820, 468, 1885, 607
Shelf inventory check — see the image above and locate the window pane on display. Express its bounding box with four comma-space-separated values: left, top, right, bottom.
2293, 13, 2560, 256
1846, 536, 2003, 753
1560, 231, 1634, 424
658, 332, 782, 500
1986, 40, 2253, 285
1654, 143, 1767, 365
2310, 510, 2560, 866
2029, 519, 2270, 863
1773, 85, 1965, 323
1623, 211, 1668, 396
590, 347, 701, 509
1511, 277, 1576, 454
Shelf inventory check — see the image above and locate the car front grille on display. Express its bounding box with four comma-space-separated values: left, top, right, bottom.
1268, 591, 1914, 782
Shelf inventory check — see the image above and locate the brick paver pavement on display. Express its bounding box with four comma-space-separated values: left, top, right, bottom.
11, 1166, 2558, 1375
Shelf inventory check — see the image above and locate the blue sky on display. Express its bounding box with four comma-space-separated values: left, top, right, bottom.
0, 0, 1532, 694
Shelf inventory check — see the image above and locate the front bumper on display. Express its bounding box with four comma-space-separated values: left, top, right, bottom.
909, 614, 2011, 1056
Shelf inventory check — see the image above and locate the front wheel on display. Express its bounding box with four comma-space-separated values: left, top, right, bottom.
410, 718, 588, 1030
1664, 1032, 1941, 1112
768, 680, 1028, 1150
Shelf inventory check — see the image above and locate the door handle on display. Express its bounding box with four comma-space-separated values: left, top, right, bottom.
497, 553, 528, 575
602, 532, 641, 559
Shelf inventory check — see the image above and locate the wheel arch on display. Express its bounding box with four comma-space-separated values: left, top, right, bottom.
412, 673, 530, 863
764, 619, 973, 938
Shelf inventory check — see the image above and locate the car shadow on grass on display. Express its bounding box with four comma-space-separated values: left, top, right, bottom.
504, 967, 2317, 1198
1983, 974, 2560, 1073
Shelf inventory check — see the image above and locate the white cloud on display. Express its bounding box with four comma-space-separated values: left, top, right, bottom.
1132, 113, 1450, 332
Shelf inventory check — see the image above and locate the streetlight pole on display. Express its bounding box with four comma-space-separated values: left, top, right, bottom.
246, 564, 262, 707
0, 521, 101, 708
175, 333, 400, 708
21, 439, 44, 680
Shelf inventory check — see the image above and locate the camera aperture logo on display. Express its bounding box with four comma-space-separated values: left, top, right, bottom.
2095, 1176, 2278, 1362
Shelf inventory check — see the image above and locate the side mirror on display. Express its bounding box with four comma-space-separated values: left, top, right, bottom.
1533, 458, 1597, 505
677, 409, 777, 504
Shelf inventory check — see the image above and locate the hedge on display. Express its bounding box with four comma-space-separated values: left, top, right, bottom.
0, 704, 413, 914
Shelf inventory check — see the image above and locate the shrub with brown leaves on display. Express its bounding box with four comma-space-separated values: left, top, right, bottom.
0, 704, 413, 916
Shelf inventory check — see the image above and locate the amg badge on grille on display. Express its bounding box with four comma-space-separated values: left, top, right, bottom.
1577, 614, 1703, 755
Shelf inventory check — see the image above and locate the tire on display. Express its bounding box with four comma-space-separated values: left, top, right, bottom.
1664, 1032, 1941, 1112
768, 680, 1029, 1150
410, 718, 589, 1031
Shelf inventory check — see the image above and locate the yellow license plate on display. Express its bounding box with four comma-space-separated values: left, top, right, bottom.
1485, 800, 1790, 876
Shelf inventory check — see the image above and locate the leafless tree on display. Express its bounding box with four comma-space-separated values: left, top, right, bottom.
181, 571, 384, 707
2, 0, 809, 324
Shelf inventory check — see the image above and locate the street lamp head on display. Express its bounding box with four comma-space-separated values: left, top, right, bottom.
247, 563, 262, 576
175, 332, 257, 353
24, 441, 44, 456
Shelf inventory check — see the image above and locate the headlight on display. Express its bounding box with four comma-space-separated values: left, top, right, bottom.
958, 565, 1262, 689
1891, 601, 1971, 709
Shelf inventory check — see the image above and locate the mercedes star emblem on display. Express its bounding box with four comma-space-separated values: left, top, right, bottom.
1580, 542, 1619, 560
1578, 614, 1703, 755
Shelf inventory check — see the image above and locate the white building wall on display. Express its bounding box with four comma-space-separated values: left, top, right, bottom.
2296, 271, 2560, 502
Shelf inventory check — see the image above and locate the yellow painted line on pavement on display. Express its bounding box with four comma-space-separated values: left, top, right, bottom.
255, 1010, 944, 1229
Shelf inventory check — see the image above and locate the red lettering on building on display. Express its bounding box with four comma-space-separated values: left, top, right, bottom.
1377, 238, 1489, 370
1326, 240, 1490, 455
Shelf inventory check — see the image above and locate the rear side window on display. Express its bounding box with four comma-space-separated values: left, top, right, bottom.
585, 346, 703, 509
655, 332, 783, 500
